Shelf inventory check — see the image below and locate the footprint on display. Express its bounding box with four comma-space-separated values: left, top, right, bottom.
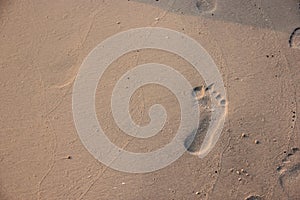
195, 83, 226, 106
281, 147, 300, 164
184, 110, 211, 153
133, 0, 217, 15
289, 27, 300, 49
185, 83, 226, 154
192, 83, 226, 107
278, 148, 300, 199
193, 85, 206, 101
279, 163, 300, 199
195, 0, 217, 13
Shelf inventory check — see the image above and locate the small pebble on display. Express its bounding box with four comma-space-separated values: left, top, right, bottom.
254, 140, 259, 144
245, 173, 249, 176
195, 191, 200, 195
67, 155, 72, 159
238, 177, 242, 181
241, 133, 246, 138
230, 168, 234, 172
241, 169, 245, 173
236, 171, 241, 175
116, 21, 121, 24
155, 17, 160, 21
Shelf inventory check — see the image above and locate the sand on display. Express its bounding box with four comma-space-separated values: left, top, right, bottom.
1, 0, 300, 199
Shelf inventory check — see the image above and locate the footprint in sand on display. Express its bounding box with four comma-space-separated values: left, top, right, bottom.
192, 83, 226, 106
184, 83, 226, 154
289, 27, 300, 49
195, 0, 217, 13
134, 0, 217, 15
278, 147, 300, 199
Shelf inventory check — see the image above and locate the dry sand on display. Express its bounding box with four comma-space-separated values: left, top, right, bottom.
1, 0, 300, 199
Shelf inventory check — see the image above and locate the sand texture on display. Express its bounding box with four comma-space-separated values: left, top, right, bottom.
1, 0, 300, 199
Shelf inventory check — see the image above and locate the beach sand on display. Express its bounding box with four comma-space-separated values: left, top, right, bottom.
1, 0, 299, 199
